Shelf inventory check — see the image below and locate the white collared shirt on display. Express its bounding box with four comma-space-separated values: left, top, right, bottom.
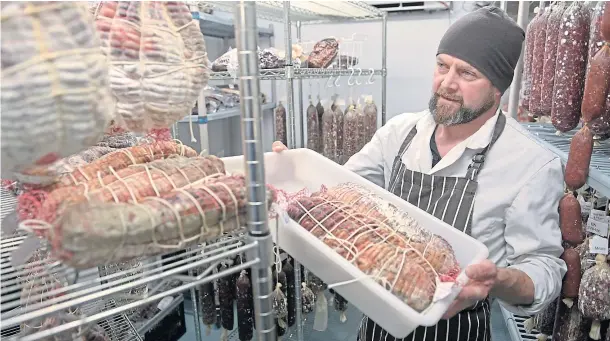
345, 109, 567, 316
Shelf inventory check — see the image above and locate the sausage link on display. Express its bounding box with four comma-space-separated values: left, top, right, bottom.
565, 125, 594, 190
559, 193, 584, 245
582, 45, 610, 123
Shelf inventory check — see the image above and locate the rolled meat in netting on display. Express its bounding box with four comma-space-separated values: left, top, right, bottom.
35, 155, 226, 223
93, 1, 211, 132
1, 2, 114, 180
319, 183, 460, 278
40, 175, 275, 268
286, 194, 442, 312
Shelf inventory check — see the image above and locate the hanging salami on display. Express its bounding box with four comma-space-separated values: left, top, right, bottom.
541, 2, 567, 116
587, 1, 606, 76
282, 260, 297, 327
602, 1, 610, 41
564, 125, 594, 190
560, 247, 581, 308
236, 270, 254, 341
275, 102, 287, 146
521, 10, 541, 111
363, 96, 378, 141
581, 45, 610, 123
559, 193, 584, 245
577, 254, 610, 340
553, 299, 588, 341
530, 7, 551, 116
306, 100, 321, 153
551, 2, 591, 132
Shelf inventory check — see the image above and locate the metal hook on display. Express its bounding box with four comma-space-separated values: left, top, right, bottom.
327, 75, 334, 88
348, 68, 356, 86
366, 68, 375, 85
356, 68, 363, 85
334, 74, 341, 87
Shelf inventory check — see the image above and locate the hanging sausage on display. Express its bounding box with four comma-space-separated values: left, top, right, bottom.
577, 254, 610, 340
551, 2, 591, 133
541, 2, 568, 116
521, 9, 542, 112
559, 192, 585, 245
564, 125, 594, 190
560, 247, 581, 308
601, 2, 610, 41
363, 96, 378, 141
530, 7, 551, 116
581, 45, 610, 123
587, 1, 606, 75
306, 99, 321, 153
236, 270, 254, 341
275, 102, 287, 146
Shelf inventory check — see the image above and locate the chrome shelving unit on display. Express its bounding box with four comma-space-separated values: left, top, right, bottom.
523, 123, 610, 198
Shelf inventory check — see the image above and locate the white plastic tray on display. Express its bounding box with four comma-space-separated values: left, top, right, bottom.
222, 149, 489, 338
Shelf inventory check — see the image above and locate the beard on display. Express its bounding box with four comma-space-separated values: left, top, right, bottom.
428, 90, 496, 126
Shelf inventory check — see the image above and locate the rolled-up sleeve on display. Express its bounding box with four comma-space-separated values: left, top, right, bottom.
499, 157, 567, 315
344, 131, 386, 188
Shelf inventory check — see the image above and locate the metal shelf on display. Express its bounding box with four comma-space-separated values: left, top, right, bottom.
205, 1, 384, 23
0, 235, 257, 341
193, 11, 274, 39
500, 305, 550, 341
179, 103, 277, 123
210, 68, 385, 81
523, 123, 610, 198
135, 295, 184, 336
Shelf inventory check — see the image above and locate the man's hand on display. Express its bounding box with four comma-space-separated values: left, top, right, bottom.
442, 260, 497, 319
272, 141, 288, 152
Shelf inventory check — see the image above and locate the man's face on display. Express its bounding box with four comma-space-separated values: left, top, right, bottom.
429, 54, 499, 126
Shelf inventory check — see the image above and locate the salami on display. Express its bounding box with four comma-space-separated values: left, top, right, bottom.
306, 100, 321, 153
559, 193, 584, 245
322, 104, 344, 164
521, 10, 541, 111
282, 260, 297, 327
578, 254, 610, 340
342, 105, 359, 161
275, 102, 287, 146
363, 96, 378, 141
589, 92, 610, 136
582, 45, 610, 123
560, 247, 581, 307
530, 7, 551, 116
218, 263, 235, 340
199, 278, 216, 335
564, 125, 594, 190
300, 282, 316, 314
316, 98, 325, 137
588, 2, 606, 76
602, 1, 610, 41
553, 299, 587, 341
551, 2, 591, 132
531, 298, 558, 341
236, 270, 253, 341
541, 2, 568, 116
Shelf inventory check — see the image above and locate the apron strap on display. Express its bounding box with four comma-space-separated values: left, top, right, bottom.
388, 127, 418, 187
465, 113, 507, 181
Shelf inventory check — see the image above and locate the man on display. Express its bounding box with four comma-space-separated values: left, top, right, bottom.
273, 6, 566, 341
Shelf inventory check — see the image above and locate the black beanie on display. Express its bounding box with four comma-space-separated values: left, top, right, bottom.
437, 6, 525, 94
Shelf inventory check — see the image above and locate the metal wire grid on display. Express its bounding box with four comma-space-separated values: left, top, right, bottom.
500, 305, 550, 341
209, 68, 385, 81
204, 1, 383, 23
523, 123, 610, 198
1, 235, 257, 341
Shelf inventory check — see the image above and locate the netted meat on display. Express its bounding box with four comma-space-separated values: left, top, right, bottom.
1, 2, 114, 180
306, 100, 321, 153
363, 97, 378, 141
52, 141, 197, 188
541, 2, 567, 116
322, 105, 344, 164
342, 105, 362, 161
320, 183, 459, 276
94, 1, 210, 132
37, 156, 226, 223
44, 174, 274, 268
275, 102, 287, 146
530, 7, 551, 116
551, 2, 591, 132
578, 254, 610, 340
307, 38, 339, 68
287, 187, 457, 312
48, 146, 118, 176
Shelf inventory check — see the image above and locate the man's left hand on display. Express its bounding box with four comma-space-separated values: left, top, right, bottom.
442, 260, 498, 319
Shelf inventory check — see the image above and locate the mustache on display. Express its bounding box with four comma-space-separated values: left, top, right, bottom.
434, 91, 463, 103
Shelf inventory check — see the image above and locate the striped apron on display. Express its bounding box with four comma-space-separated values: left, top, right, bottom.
358, 113, 506, 341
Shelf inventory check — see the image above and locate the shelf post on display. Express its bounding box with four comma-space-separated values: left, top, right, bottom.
507, 0, 529, 119
297, 20, 305, 148
381, 12, 388, 126
234, 2, 276, 341
284, 2, 297, 149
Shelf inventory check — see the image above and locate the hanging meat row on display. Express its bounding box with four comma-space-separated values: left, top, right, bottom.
551, 4, 610, 341
520, 2, 610, 138
275, 97, 377, 164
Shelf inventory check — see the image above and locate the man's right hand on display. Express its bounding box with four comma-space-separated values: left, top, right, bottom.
272, 141, 288, 153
